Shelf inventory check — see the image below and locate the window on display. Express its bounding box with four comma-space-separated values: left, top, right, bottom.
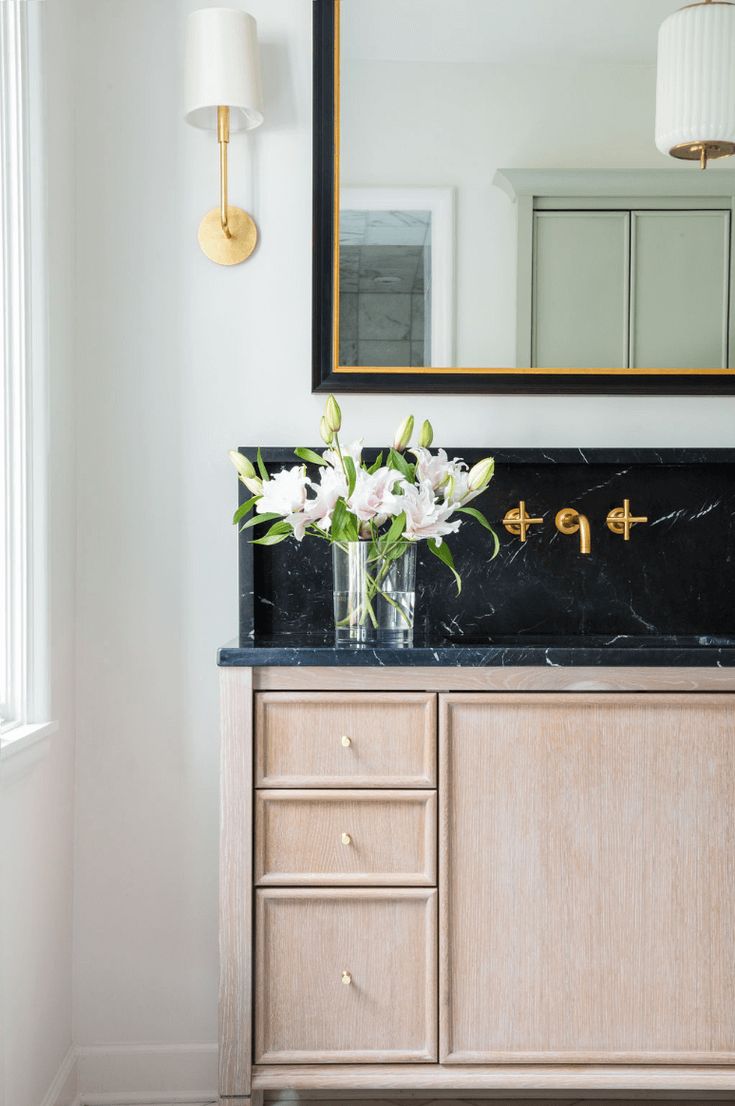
1, 1, 50, 750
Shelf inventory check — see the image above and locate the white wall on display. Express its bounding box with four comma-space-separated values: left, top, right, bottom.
1, 2, 77, 1104
70, 0, 735, 1092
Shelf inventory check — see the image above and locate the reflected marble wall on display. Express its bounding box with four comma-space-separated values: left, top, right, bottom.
339, 210, 431, 366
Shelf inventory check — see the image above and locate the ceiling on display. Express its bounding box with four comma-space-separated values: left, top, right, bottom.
341, 0, 679, 66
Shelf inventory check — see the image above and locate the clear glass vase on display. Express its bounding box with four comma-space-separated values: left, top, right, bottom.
333, 540, 416, 647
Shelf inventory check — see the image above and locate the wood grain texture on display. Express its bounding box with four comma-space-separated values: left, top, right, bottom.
252, 667, 735, 694
255, 888, 438, 1064
255, 692, 436, 788
255, 790, 437, 886
259, 1099, 735, 1104
252, 1064, 735, 1092
261, 1099, 735, 1104
219, 667, 254, 1097
439, 694, 735, 1064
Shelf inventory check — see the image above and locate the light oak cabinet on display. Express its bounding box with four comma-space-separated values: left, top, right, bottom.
219, 668, 735, 1102
440, 693, 735, 1064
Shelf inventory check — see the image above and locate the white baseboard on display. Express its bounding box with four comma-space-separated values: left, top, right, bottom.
39, 1046, 78, 1106
75, 1042, 217, 1105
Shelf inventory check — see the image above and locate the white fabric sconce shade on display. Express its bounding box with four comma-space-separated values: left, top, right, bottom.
185, 7, 263, 265
656, 0, 735, 169
185, 7, 263, 131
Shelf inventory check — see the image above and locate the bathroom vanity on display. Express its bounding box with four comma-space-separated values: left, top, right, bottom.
218, 450, 735, 1102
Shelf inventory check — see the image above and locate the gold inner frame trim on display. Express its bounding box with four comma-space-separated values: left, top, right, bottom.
329, 0, 735, 377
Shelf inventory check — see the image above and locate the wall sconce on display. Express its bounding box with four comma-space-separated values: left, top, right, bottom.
185, 7, 263, 265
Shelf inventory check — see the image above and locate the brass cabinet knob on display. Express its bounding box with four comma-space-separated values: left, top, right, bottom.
340, 735, 352, 748
341, 832, 352, 846
341, 969, 352, 985
606, 499, 648, 541
503, 501, 543, 542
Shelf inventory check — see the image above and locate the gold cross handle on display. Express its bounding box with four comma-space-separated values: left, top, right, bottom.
502, 501, 543, 542
606, 499, 648, 541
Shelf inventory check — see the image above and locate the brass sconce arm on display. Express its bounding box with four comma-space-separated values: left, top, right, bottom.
217, 106, 232, 239
194, 105, 258, 266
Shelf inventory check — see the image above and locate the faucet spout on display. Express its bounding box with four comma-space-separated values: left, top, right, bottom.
555, 508, 591, 554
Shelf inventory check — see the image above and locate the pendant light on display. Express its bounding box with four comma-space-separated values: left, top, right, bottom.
656, 0, 735, 169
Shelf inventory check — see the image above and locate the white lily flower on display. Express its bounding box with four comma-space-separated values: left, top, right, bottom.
286, 465, 347, 541
399, 480, 463, 545
322, 438, 364, 470
348, 466, 403, 522
256, 466, 309, 517
411, 447, 470, 500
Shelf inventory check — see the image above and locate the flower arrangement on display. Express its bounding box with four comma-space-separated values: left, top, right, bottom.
229, 396, 497, 641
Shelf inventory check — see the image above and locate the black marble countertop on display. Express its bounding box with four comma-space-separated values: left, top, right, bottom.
217, 633, 735, 668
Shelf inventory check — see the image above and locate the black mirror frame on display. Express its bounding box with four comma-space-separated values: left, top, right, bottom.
311, 0, 735, 396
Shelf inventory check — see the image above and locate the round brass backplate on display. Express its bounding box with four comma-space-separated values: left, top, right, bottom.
669, 140, 735, 162
198, 206, 258, 266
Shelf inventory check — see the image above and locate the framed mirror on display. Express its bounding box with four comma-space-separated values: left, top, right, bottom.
312, 0, 735, 395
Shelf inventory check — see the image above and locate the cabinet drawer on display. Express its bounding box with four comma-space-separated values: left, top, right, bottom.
255, 692, 436, 788
255, 888, 437, 1063
255, 790, 437, 886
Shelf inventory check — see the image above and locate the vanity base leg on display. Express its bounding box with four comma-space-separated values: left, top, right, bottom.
219, 1097, 262, 1106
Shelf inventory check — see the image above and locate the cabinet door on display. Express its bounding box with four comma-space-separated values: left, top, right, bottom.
630, 210, 730, 369
440, 693, 735, 1064
532, 212, 629, 367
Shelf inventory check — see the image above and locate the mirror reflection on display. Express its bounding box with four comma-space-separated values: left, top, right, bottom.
337, 0, 735, 374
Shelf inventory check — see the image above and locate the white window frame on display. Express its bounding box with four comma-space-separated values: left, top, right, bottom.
1, 1, 54, 758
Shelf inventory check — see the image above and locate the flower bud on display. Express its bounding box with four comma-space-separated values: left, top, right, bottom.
229, 450, 256, 481
324, 394, 342, 433
418, 419, 433, 448
319, 416, 334, 446
393, 414, 414, 452
243, 476, 263, 496
467, 456, 495, 492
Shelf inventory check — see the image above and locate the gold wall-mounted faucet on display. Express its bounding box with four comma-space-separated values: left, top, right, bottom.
502, 501, 543, 542
555, 508, 591, 554
606, 499, 648, 541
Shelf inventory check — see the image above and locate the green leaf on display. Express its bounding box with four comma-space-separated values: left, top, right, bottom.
251, 520, 292, 546
383, 511, 406, 548
330, 498, 359, 543
457, 507, 500, 559
344, 455, 357, 498
367, 452, 384, 475
428, 538, 462, 595
232, 496, 259, 525
256, 447, 269, 482
294, 447, 327, 467
239, 511, 281, 532
386, 448, 413, 480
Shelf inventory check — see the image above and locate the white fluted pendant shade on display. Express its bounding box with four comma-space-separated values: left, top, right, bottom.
185, 7, 263, 132
656, 1, 735, 161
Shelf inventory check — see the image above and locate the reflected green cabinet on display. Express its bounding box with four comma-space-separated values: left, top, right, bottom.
497, 170, 735, 370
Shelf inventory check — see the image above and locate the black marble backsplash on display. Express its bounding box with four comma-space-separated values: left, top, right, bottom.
237, 448, 735, 646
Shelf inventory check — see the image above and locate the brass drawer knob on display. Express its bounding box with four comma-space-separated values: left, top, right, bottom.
341, 832, 352, 846
340, 735, 352, 748
341, 969, 352, 985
